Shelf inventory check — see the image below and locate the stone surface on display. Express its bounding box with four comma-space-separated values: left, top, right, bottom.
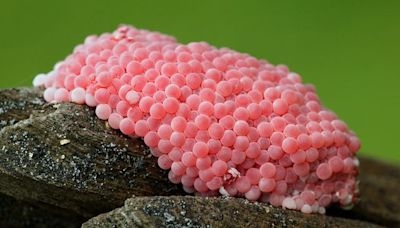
82, 196, 382, 228
0, 87, 45, 129
0, 88, 184, 219
0, 192, 84, 228
0, 87, 398, 227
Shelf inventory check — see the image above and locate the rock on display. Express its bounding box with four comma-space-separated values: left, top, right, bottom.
0, 192, 84, 228
0, 87, 399, 227
0, 87, 45, 130
82, 196, 382, 228
0, 88, 184, 219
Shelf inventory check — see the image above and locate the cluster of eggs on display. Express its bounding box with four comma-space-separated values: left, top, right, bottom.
34, 25, 360, 214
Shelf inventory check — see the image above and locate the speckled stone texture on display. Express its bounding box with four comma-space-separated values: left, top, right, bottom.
82, 196, 381, 228
0, 193, 84, 228
0, 88, 183, 219
0, 88, 398, 227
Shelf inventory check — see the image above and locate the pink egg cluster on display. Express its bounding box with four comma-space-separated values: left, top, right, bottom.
33, 25, 360, 214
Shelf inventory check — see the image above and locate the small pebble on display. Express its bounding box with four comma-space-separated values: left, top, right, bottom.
60, 139, 71, 146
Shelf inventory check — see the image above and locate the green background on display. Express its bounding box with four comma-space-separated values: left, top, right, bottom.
0, 1, 399, 164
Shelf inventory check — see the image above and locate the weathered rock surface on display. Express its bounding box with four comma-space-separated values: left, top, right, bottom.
0, 192, 84, 228
0, 87, 398, 227
0, 88, 184, 219
83, 158, 400, 228
83, 196, 383, 228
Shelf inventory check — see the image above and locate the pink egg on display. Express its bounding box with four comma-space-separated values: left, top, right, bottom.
158, 155, 173, 170
235, 176, 251, 193
134, 120, 149, 137
221, 130, 236, 147
163, 97, 179, 114
119, 118, 135, 135
246, 142, 261, 159
282, 137, 299, 154
155, 75, 169, 90
182, 152, 197, 167
196, 157, 211, 170
144, 131, 160, 147
71, 87, 86, 104
233, 120, 250, 136
198, 168, 214, 182
257, 122, 273, 138
216, 147, 232, 162
290, 150, 306, 164
268, 145, 284, 160
259, 178, 276, 192
208, 123, 224, 140
186, 73, 202, 90
193, 142, 209, 158
198, 101, 214, 116
297, 134, 312, 150
54, 88, 70, 102
94, 88, 110, 104
216, 81, 233, 97
170, 116, 187, 132
150, 103, 166, 119
108, 113, 123, 129
234, 136, 250, 151
126, 61, 144, 75
244, 169, 259, 185
43, 87, 57, 102
186, 94, 201, 110
293, 162, 310, 177
170, 132, 185, 147
194, 178, 209, 193
206, 176, 223, 191
282, 197, 297, 210
260, 162, 276, 178
85, 93, 98, 107
125, 91, 140, 105
245, 186, 261, 201
209, 160, 227, 177
171, 162, 186, 176
95, 104, 112, 120
97, 71, 113, 87
161, 63, 177, 76
271, 117, 287, 132
233, 107, 249, 121
328, 156, 344, 173
195, 114, 211, 130
158, 139, 173, 154
316, 163, 333, 180
231, 149, 246, 164
247, 103, 262, 120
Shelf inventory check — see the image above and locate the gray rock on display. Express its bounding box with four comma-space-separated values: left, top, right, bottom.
82, 196, 383, 228
0, 87, 398, 227
0, 88, 184, 219
0, 192, 84, 228
85, 158, 400, 228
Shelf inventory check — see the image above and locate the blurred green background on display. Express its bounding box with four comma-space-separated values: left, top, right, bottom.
0, 1, 399, 164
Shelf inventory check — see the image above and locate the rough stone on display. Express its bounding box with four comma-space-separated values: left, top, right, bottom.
82, 196, 383, 228
0, 87, 398, 227
0, 192, 84, 228
0, 88, 184, 219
